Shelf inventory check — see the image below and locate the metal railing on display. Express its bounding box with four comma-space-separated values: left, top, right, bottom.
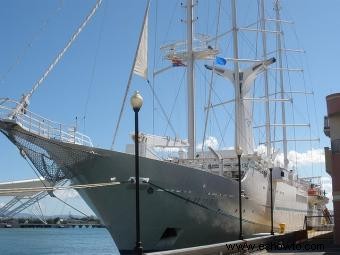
304, 215, 334, 233
0, 98, 93, 147
275, 178, 311, 192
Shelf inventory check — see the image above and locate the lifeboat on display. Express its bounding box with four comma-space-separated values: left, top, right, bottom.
308, 188, 319, 196
308, 187, 329, 205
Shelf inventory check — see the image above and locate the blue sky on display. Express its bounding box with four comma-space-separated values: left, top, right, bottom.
0, 0, 339, 215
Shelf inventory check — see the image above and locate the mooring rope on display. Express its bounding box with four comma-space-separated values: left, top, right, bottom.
0, 181, 121, 195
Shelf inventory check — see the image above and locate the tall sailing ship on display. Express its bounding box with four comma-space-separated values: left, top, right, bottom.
0, 0, 329, 253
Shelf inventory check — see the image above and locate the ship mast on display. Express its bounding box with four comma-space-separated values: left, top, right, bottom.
186, 0, 196, 159
274, 0, 289, 168
260, 0, 272, 158
231, 0, 241, 152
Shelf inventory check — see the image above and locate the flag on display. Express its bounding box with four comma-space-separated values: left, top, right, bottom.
133, 4, 149, 79
215, 56, 227, 65
172, 59, 186, 67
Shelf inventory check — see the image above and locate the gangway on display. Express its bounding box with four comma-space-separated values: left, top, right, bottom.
0, 178, 67, 220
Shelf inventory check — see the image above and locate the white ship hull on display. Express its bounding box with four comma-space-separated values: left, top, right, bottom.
0, 122, 316, 253
74, 151, 310, 252
72, 148, 271, 252
0, 0, 329, 253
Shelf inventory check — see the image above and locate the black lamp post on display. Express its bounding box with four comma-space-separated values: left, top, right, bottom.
131, 91, 143, 255
236, 147, 243, 240
269, 166, 274, 235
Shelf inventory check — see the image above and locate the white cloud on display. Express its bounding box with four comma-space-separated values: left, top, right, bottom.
288, 149, 324, 165
195, 141, 324, 169
196, 136, 219, 150
255, 144, 267, 155
153, 147, 181, 153
255, 145, 325, 168
275, 148, 324, 168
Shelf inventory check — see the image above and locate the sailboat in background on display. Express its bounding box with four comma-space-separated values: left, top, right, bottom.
0, 0, 329, 253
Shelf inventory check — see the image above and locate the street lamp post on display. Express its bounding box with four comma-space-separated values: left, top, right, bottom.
131, 91, 143, 255
236, 147, 243, 240
269, 166, 274, 235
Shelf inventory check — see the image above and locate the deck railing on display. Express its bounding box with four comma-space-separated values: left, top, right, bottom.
0, 98, 93, 147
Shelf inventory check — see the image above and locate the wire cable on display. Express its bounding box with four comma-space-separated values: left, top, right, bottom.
54, 195, 89, 218
0, 0, 64, 85
148, 181, 255, 224
83, 0, 108, 132
202, 0, 222, 152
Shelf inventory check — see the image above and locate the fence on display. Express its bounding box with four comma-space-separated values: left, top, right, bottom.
0, 98, 92, 147
304, 215, 334, 239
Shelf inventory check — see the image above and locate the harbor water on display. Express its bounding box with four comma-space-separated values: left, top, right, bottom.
0, 228, 120, 255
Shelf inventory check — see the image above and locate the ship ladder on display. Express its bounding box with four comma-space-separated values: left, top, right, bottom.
323, 207, 332, 224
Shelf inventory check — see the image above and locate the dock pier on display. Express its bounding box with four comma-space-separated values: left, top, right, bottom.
146, 230, 339, 255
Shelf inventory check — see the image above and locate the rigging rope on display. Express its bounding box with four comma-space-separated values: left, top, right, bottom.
111, 0, 151, 150
22, 146, 92, 218
161, 73, 185, 137
282, 28, 298, 171
211, 104, 227, 148
83, 0, 107, 131
287, 12, 321, 176
36, 200, 47, 223
197, 62, 262, 152
146, 80, 178, 137
202, 0, 222, 152
151, 2, 179, 137
12, 0, 103, 117
22, 150, 49, 186
27, 0, 103, 101
18, 198, 47, 224
0, 1, 64, 85
54, 195, 89, 218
